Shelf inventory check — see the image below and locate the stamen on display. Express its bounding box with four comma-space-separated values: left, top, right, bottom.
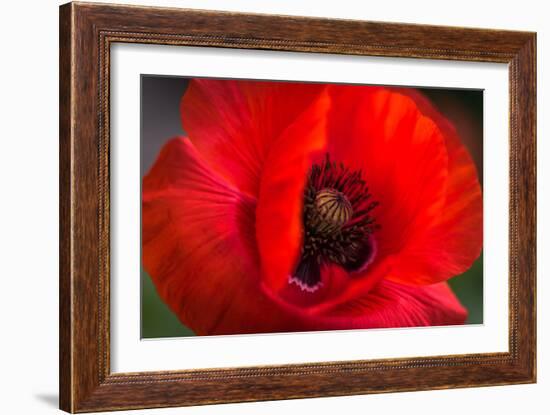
291, 154, 379, 291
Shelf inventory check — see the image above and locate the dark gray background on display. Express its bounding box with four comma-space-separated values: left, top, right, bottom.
141, 76, 189, 178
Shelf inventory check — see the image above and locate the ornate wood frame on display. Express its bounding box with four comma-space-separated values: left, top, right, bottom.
59, 2, 536, 412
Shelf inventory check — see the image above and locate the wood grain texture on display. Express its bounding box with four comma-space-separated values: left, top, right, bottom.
59, 2, 537, 412
59, 3, 73, 411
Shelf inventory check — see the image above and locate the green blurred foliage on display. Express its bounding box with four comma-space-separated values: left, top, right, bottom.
141, 268, 195, 338
448, 253, 484, 324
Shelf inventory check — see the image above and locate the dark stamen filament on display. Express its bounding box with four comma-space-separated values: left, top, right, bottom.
291, 154, 379, 292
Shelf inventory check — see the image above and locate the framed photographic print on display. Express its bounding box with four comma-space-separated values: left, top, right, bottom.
59, 2, 536, 412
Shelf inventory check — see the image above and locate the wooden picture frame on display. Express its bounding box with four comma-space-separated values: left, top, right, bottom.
59, 2, 536, 412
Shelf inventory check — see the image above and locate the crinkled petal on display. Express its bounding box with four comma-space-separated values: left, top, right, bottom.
255, 89, 331, 292
326, 85, 448, 258
142, 137, 299, 334
386, 89, 483, 284
181, 79, 327, 197
263, 279, 467, 330
322, 280, 467, 328
326, 85, 481, 286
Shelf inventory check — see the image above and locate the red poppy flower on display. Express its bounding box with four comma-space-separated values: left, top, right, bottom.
142, 79, 482, 335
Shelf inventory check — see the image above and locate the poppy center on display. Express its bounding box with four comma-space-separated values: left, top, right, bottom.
315, 188, 353, 227
291, 154, 379, 292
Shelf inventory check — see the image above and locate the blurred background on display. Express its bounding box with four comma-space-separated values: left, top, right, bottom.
140, 75, 483, 338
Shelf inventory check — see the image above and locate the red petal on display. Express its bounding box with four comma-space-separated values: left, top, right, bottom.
326, 85, 481, 285
263, 279, 466, 329
181, 79, 326, 197
142, 137, 299, 334
255, 89, 331, 292
326, 86, 448, 258
386, 89, 483, 284
322, 280, 467, 328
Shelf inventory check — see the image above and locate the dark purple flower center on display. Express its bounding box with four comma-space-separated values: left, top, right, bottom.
291, 154, 379, 292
